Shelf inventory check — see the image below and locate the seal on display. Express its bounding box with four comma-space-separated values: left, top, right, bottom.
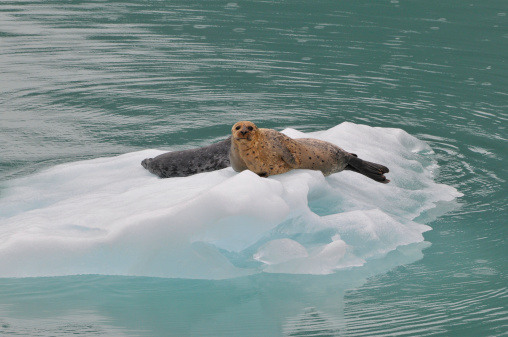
230, 121, 390, 183
141, 137, 231, 178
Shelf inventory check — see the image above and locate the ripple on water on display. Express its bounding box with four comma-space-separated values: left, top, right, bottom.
344, 270, 508, 336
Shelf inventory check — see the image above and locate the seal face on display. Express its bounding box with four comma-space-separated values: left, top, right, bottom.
229, 121, 390, 183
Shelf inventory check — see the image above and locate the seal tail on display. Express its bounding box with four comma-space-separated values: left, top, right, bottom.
346, 156, 390, 184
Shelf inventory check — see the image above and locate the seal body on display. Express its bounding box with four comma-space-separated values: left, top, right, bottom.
141, 122, 389, 183
141, 137, 231, 178
230, 121, 390, 183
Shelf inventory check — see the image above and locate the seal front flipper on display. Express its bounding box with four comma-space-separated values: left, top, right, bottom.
346, 156, 390, 184
273, 133, 300, 168
279, 144, 299, 168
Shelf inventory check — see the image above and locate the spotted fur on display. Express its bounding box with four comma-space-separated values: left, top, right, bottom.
141, 137, 231, 178
229, 121, 390, 183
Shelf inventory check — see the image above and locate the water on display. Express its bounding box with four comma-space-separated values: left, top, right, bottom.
0, 0, 506, 336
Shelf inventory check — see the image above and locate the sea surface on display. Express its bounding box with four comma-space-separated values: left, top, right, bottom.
0, 0, 507, 336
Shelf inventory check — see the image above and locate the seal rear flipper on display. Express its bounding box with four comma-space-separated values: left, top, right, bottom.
347, 156, 390, 184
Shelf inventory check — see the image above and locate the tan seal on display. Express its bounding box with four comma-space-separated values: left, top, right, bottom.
229, 121, 390, 183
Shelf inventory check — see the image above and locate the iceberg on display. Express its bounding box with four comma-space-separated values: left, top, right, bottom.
0, 123, 462, 279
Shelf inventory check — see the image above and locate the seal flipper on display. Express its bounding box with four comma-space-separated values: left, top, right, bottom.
280, 148, 298, 168
275, 133, 300, 168
346, 156, 390, 184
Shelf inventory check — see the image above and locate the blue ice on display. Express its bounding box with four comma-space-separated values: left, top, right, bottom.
0, 123, 462, 279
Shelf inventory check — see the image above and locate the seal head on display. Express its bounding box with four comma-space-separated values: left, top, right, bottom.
232, 121, 257, 142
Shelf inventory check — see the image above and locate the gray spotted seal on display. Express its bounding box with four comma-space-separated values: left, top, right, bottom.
230, 121, 390, 183
141, 137, 231, 178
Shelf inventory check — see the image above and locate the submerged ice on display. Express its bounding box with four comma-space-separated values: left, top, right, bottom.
0, 123, 462, 279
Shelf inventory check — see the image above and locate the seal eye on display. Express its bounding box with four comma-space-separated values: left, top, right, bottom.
248, 126, 253, 131
235, 126, 241, 130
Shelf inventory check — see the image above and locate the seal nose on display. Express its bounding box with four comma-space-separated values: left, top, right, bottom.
240, 126, 250, 136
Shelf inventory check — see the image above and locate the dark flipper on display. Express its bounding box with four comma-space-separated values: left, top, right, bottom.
346, 156, 390, 183
141, 137, 231, 178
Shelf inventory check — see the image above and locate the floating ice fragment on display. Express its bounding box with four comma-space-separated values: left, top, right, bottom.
0, 123, 462, 279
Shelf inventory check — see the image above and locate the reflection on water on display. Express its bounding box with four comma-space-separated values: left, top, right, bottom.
2, 264, 506, 337
0, 243, 430, 337
343, 259, 508, 336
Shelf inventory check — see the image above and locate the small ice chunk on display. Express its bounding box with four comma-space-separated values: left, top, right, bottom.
253, 239, 309, 265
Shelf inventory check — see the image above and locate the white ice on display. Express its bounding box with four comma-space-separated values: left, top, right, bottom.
0, 123, 462, 279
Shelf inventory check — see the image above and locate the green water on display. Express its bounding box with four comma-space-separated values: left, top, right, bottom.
1, 0, 507, 336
